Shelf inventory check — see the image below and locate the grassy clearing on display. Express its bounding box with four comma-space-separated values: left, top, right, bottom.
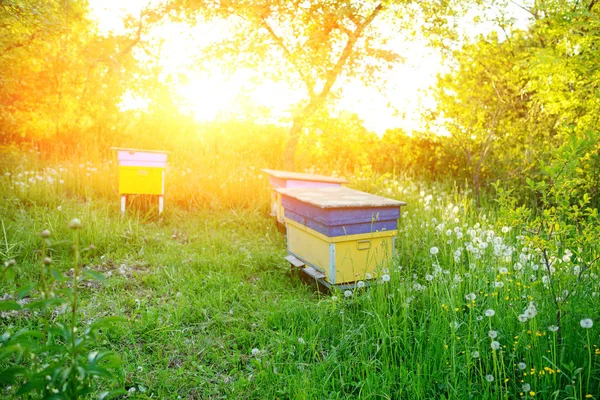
0, 150, 598, 399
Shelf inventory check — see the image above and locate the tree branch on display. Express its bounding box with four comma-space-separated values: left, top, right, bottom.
0, 32, 36, 56
314, 3, 385, 107
259, 16, 316, 101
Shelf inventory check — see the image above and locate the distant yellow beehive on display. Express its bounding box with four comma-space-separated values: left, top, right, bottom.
111, 147, 169, 214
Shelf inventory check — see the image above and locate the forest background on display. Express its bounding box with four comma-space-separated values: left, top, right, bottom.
1, 0, 598, 208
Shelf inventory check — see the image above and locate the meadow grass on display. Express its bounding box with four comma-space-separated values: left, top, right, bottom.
0, 149, 598, 399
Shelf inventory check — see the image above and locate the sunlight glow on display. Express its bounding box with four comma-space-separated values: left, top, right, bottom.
88, 0, 529, 136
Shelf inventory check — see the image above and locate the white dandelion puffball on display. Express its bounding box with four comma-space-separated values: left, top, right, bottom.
580, 318, 593, 329
518, 314, 528, 323
522, 383, 531, 392
485, 374, 494, 382
356, 281, 365, 289
548, 325, 559, 332
430, 247, 439, 255
485, 309, 495, 317
465, 293, 476, 301
472, 351, 480, 358
381, 274, 391, 283
425, 274, 434, 282
344, 290, 353, 298
251, 348, 259, 356
488, 330, 498, 339
491, 341, 501, 350
517, 362, 526, 370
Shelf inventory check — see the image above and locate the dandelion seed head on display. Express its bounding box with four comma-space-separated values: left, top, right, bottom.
580, 318, 593, 329
517, 362, 526, 370
344, 290, 353, 298
430, 247, 439, 255
488, 330, 498, 339
381, 274, 391, 283
472, 351, 480, 358
518, 314, 528, 323
485, 309, 495, 317
548, 325, 559, 332
491, 341, 501, 350
68, 218, 82, 230
485, 374, 494, 382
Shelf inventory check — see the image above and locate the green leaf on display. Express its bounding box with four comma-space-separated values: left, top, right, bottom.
84, 364, 112, 378
82, 270, 106, 282
50, 268, 67, 282
16, 379, 45, 395
565, 385, 575, 396
0, 301, 21, 311
88, 316, 126, 331
4, 266, 15, 283
17, 283, 36, 300
0, 366, 27, 384
0, 345, 24, 361
24, 297, 66, 310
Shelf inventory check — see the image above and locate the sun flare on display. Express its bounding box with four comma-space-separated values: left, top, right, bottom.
88, 0, 444, 135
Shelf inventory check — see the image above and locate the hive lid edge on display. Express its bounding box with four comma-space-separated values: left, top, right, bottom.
276, 187, 407, 209
110, 147, 170, 154
261, 169, 348, 183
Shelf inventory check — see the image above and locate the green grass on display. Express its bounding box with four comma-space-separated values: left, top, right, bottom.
0, 151, 598, 399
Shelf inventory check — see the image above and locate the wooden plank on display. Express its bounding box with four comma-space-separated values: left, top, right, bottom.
285, 255, 305, 268
302, 266, 325, 280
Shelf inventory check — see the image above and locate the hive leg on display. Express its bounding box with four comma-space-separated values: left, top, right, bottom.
120, 195, 126, 215
158, 195, 164, 214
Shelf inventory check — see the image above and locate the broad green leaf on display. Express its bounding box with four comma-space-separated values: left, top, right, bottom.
83, 270, 106, 282
0, 300, 21, 311
0, 366, 27, 384
16, 283, 36, 300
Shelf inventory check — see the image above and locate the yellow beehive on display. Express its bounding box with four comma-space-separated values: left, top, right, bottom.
111, 147, 169, 214
286, 219, 396, 284
277, 187, 406, 285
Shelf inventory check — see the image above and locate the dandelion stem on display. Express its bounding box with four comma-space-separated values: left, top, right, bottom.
586, 330, 591, 395
40, 239, 48, 344
71, 228, 80, 398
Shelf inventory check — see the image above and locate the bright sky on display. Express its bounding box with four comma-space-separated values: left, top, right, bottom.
88, 0, 529, 136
